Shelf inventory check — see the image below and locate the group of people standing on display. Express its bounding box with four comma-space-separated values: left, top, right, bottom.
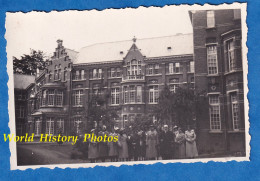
73, 124, 198, 163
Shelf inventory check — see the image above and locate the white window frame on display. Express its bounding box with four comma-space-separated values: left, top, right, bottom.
227, 39, 235, 72
231, 93, 239, 130
111, 87, 120, 105
57, 118, 64, 133
48, 90, 55, 106
136, 86, 142, 103
46, 117, 54, 135
207, 45, 218, 75
149, 85, 159, 104
207, 11, 215, 28
73, 90, 83, 106
35, 118, 42, 136
209, 94, 221, 131
56, 90, 63, 106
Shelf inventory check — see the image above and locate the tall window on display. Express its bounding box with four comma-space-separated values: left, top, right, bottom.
74, 117, 82, 134
124, 86, 129, 103
231, 93, 239, 130
64, 67, 67, 81
56, 90, 63, 106
49, 71, 52, 81
148, 64, 153, 75
207, 45, 218, 75
147, 64, 159, 75
81, 70, 85, 79
48, 90, 55, 106
149, 85, 159, 103
42, 90, 47, 106
189, 61, 195, 73
75, 70, 80, 80
54, 69, 58, 80
169, 78, 179, 93
154, 64, 159, 74
129, 86, 136, 103
34, 118, 41, 136
93, 69, 102, 79
46, 117, 54, 135
58, 69, 61, 80
227, 39, 235, 72
16, 105, 25, 118
111, 88, 120, 105
73, 90, 83, 106
136, 86, 142, 102
209, 95, 221, 130
111, 68, 116, 77
57, 118, 64, 133
207, 11, 215, 28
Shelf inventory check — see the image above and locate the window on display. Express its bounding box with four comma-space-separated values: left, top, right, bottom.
116, 68, 121, 77
207, 45, 218, 75
124, 86, 129, 103
58, 69, 61, 80
149, 85, 159, 103
207, 11, 215, 28
74, 117, 82, 134
111, 68, 116, 77
169, 84, 179, 93
54, 70, 58, 80
148, 64, 153, 75
48, 90, 55, 106
42, 90, 47, 106
64, 67, 67, 81
129, 86, 136, 103
189, 61, 195, 73
75, 70, 80, 80
57, 118, 64, 133
81, 70, 85, 79
227, 39, 235, 72
127, 59, 142, 76
46, 117, 54, 135
154, 64, 159, 74
34, 118, 42, 136
136, 86, 142, 102
56, 90, 63, 106
111, 88, 120, 105
169, 63, 182, 74
73, 90, 83, 106
234, 9, 241, 20
93, 69, 102, 79
16, 105, 25, 118
209, 95, 221, 130
231, 93, 239, 130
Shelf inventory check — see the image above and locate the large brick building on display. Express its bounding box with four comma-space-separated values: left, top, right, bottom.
14, 9, 245, 154
189, 9, 245, 153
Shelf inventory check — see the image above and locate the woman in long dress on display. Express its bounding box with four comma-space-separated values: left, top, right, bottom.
88, 129, 98, 163
118, 130, 128, 161
146, 125, 158, 160
185, 126, 198, 158
175, 127, 186, 159
108, 131, 118, 162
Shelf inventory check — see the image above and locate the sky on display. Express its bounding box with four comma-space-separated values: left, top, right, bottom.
5, 5, 193, 60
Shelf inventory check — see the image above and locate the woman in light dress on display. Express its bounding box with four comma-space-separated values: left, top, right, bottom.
175, 127, 186, 159
108, 130, 119, 162
185, 125, 198, 158
118, 129, 128, 161
88, 129, 98, 163
146, 125, 159, 160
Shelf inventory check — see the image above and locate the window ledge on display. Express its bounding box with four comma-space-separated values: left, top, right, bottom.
72, 105, 83, 107
206, 74, 220, 77
108, 77, 121, 79
206, 26, 217, 31
146, 74, 162, 76
224, 70, 243, 76
72, 79, 86, 81
123, 103, 145, 105
166, 73, 183, 75
227, 130, 245, 133
187, 72, 195, 74
148, 103, 159, 105
209, 130, 223, 134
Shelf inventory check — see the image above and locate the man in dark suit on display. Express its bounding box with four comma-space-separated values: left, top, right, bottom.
159, 125, 174, 160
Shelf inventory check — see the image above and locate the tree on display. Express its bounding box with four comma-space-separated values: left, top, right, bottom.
86, 93, 119, 131
155, 84, 207, 129
13, 49, 47, 75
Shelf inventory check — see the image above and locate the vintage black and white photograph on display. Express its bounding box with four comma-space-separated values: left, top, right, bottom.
6, 3, 249, 170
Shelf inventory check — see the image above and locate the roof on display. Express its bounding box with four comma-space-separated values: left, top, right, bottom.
74, 34, 193, 64
65, 48, 78, 62
13, 74, 35, 90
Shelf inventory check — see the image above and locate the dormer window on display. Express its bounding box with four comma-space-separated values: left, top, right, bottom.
120, 51, 124, 54
167, 47, 172, 50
